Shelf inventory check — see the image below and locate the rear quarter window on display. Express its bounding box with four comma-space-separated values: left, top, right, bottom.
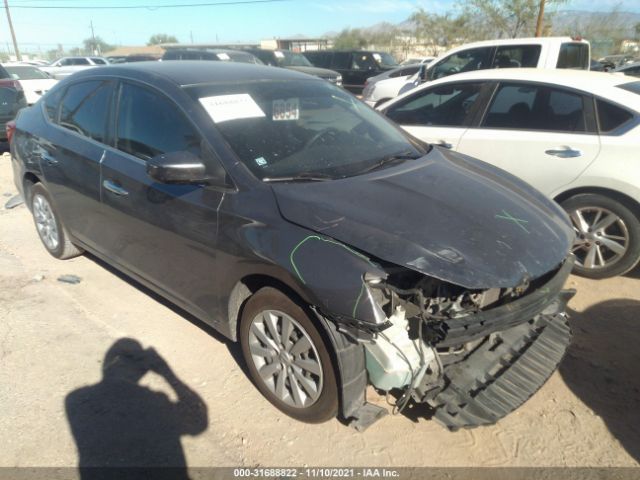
557, 43, 590, 70
596, 99, 634, 133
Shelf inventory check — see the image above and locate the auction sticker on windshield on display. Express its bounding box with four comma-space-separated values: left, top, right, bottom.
199, 94, 265, 123
273, 98, 299, 121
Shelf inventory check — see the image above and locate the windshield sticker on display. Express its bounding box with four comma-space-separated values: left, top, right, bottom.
373, 53, 382, 62
255, 156, 268, 167
199, 94, 265, 123
274, 51, 285, 58
272, 98, 299, 121
216, 52, 231, 61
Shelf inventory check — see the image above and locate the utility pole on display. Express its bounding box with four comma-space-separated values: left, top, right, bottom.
90, 20, 99, 55
3, 0, 21, 61
535, 0, 546, 37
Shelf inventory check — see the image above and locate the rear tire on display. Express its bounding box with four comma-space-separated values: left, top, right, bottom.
561, 193, 640, 278
239, 287, 339, 423
29, 183, 83, 260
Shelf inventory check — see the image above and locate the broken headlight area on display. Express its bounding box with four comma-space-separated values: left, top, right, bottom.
351, 256, 575, 429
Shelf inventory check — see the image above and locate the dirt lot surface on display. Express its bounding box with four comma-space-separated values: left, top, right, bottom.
1, 152, 639, 468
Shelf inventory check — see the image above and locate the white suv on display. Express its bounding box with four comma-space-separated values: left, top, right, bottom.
363, 37, 590, 107
40, 57, 109, 80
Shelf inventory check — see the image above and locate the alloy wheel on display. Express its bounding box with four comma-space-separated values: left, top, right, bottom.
33, 193, 59, 251
569, 206, 629, 270
247, 310, 323, 408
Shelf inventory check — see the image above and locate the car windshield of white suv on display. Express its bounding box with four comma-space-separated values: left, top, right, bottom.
188, 79, 427, 181
275, 51, 313, 68
5, 66, 50, 80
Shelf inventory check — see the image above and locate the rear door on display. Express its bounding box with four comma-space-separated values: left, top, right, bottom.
384, 81, 489, 150
39, 79, 114, 249
99, 80, 225, 322
456, 81, 600, 195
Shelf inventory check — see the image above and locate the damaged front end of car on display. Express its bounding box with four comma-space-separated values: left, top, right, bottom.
316, 254, 575, 431
270, 147, 577, 430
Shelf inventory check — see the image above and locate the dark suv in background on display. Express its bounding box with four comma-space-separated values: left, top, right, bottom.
245, 48, 342, 86
0, 65, 27, 142
162, 48, 263, 64
303, 50, 399, 93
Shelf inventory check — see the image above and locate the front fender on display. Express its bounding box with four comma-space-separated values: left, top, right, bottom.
239, 221, 389, 328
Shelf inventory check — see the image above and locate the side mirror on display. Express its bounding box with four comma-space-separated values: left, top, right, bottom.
147, 151, 209, 184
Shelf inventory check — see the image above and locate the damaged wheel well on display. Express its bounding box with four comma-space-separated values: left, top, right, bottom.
227, 274, 313, 343
227, 274, 369, 423
23, 172, 40, 204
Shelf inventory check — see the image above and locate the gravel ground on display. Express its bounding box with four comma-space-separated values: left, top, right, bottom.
1, 152, 639, 469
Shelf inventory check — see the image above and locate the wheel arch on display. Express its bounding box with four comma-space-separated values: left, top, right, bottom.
227, 273, 313, 343
554, 186, 640, 218
22, 172, 42, 209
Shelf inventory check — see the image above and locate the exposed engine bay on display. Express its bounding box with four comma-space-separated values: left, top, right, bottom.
354, 256, 575, 430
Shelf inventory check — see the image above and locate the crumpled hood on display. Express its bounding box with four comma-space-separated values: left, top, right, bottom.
285, 66, 340, 79
271, 147, 574, 289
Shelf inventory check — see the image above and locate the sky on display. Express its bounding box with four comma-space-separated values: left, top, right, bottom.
1, 0, 640, 54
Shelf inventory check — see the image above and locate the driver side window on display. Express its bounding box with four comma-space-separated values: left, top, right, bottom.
429, 48, 492, 80
385, 82, 483, 127
116, 83, 202, 161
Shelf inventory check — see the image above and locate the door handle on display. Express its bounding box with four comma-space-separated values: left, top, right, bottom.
102, 179, 129, 197
436, 140, 453, 149
545, 147, 582, 158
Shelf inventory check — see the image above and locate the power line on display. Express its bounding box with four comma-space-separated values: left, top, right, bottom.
7, 0, 290, 9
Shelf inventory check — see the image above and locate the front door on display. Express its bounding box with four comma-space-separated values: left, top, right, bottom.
457, 81, 600, 196
99, 81, 225, 324
384, 81, 488, 150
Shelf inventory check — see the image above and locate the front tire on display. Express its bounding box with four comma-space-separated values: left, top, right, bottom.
239, 287, 339, 423
561, 193, 640, 278
29, 183, 83, 260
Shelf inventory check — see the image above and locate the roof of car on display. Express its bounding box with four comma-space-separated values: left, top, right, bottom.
424, 67, 633, 89
391, 68, 640, 111
71, 60, 314, 86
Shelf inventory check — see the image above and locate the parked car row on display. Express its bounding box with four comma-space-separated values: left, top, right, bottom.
360, 36, 591, 107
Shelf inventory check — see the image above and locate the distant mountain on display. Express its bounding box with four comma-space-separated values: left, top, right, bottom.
326, 9, 640, 38
550, 10, 640, 36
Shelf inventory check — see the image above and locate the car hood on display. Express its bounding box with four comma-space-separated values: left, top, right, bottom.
271, 148, 574, 289
285, 66, 339, 78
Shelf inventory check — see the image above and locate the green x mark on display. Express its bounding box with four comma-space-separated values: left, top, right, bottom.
495, 209, 530, 233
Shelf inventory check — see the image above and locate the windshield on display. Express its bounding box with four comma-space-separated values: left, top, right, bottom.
373, 52, 399, 68
187, 80, 426, 180
4, 66, 49, 80
275, 51, 313, 67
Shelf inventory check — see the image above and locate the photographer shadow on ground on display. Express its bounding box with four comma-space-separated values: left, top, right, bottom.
65, 338, 208, 479
561, 299, 640, 464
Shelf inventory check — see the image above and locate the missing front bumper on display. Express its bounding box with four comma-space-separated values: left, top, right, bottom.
428, 311, 572, 430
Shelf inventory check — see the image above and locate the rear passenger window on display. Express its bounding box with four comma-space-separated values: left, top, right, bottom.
596, 99, 634, 132
116, 82, 201, 160
493, 45, 541, 68
332, 52, 351, 69
484, 83, 586, 132
386, 83, 483, 127
59, 81, 113, 142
